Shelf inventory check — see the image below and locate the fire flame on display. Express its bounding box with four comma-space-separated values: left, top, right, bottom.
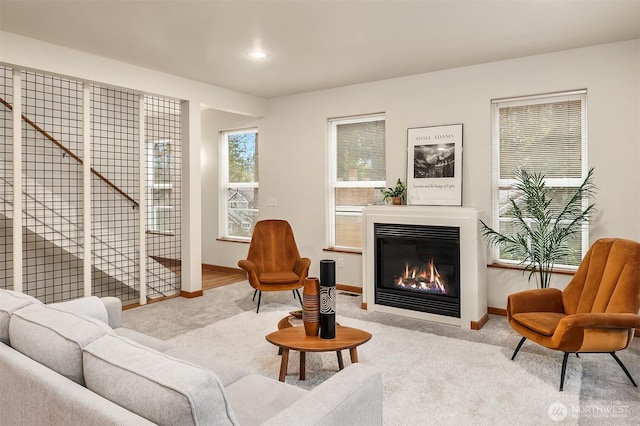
394, 259, 447, 294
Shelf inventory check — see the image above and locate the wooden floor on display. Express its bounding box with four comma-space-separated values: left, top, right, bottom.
151, 256, 247, 291
123, 264, 246, 309
202, 264, 247, 290
125, 264, 363, 310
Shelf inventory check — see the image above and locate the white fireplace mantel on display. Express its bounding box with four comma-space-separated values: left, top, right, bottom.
362, 205, 488, 329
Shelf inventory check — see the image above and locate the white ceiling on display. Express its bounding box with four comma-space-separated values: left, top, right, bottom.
1, 0, 639, 99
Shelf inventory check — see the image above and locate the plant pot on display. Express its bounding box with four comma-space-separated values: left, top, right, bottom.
390, 197, 402, 205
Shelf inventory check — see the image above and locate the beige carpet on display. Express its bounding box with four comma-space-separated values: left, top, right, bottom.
123, 281, 640, 425
169, 308, 582, 425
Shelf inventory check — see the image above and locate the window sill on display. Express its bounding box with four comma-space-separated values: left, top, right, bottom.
487, 262, 576, 276
323, 247, 362, 255
216, 237, 250, 244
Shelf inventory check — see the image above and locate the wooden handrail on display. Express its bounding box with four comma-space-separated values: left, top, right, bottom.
0, 97, 139, 208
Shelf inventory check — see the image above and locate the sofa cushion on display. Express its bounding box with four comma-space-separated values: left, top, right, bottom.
225, 374, 306, 425
511, 312, 565, 337
164, 346, 249, 386
0, 289, 41, 345
8, 303, 112, 385
114, 327, 176, 352
83, 334, 238, 426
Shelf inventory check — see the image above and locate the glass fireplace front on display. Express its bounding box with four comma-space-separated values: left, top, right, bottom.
374, 223, 460, 318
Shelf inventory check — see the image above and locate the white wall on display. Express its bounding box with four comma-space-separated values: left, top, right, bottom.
0, 32, 266, 117
206, 40, 640, 309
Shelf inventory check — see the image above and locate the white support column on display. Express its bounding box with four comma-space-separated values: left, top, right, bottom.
12, 69, 22, 293
82, 84, 92, 297
180, 100, 202, 296
138, 94, 147, 304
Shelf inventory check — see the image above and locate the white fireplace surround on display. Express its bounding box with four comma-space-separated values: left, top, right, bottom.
362, 205, 488, 329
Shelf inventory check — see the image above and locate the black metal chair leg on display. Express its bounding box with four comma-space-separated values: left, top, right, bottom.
610, 352, 638, 387
560, 352, 570, 391
511, 337, 527, 360
256, 291, 262, 313
252, 289, 257, 301
295, 289, 303, 307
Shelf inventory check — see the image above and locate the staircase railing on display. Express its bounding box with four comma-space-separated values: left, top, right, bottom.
0, 175, 171, 298
0, 95, 177, 299
0, 96, 139, 208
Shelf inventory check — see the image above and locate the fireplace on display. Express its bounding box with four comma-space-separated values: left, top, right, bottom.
362, 205, 488, 329
374, 223, 460, 318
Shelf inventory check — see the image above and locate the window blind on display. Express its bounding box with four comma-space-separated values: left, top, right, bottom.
335, 119, 385, 183
329, 114, 385, 249
492, 91, 587, 182
490, 90, 589, 267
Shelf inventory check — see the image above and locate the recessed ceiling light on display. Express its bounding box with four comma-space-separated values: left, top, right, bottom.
248, 51, 268, 59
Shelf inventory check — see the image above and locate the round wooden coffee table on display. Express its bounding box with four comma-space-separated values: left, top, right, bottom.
265, 321, 372, 382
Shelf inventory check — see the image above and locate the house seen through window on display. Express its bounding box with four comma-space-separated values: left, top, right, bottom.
220, 129, 259, 240
147, 139, 173, 234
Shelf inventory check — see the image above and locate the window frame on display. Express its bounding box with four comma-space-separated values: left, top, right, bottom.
219, 128, 259, 241
489, 90, 589, 269
146, 138, 174, 235
328, 114, 386, 250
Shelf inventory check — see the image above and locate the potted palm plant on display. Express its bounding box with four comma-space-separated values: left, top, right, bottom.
381, 178, 407, 205
479, 168, 596, 288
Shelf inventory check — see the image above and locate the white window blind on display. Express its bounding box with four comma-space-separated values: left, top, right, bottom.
328, 114, 385, 249
490, 90, 588, 267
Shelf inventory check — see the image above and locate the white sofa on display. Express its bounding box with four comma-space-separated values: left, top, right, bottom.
0, 289, 383, 425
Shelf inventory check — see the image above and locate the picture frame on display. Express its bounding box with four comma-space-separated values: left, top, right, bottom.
406, 123, 463, 206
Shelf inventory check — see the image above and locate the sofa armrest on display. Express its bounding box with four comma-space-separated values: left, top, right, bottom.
101, 297, 123, 329
294, 257, 311, 278
0, 344, 154, 426
238, 259, 259, 284
48, 296, 122, 329
49, 296, 110, 326
507, 288, 564, 319
559, 312, 640, 330
262, 363, 382, 426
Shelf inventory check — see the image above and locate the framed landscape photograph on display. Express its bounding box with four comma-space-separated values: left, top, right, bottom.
406, 123, 463, 206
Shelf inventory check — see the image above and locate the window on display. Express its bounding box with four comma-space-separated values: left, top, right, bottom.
147, 139, 173, 234
329, 114, 385, 250
220, 129, 258, 240
490, 90, 588, 267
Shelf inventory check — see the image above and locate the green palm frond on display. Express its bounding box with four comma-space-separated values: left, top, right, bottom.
480, 167, 596, 288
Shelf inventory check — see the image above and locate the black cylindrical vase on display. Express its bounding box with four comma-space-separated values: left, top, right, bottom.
319, 259, 336, 339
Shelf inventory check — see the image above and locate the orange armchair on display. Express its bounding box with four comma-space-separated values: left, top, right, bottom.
238, 220, 311, 313
508, 238, 640, 391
